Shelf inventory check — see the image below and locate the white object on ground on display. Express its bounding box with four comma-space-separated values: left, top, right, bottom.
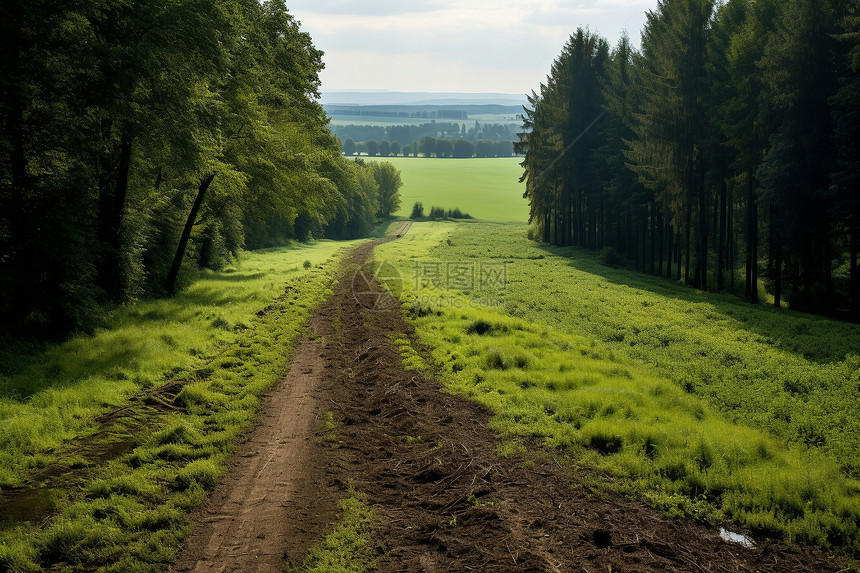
720, 527, 755, 548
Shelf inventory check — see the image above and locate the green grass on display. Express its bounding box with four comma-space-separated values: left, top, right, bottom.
288, 487, 375, 573
375, 221, 860, 555
365, 157, 529, 223
0, 241, 357, 488
0, 240, 362, 571
328, 116, 432, 128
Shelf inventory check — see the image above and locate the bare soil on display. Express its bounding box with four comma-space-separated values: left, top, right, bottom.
171, 234, 848, 573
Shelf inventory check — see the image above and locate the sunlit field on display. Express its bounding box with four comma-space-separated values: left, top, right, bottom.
375, 221, 860, 554
0, 241, 362, 570
367, 157, 529, 223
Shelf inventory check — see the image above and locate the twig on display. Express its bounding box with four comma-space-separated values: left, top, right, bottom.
505, 541, 518, 566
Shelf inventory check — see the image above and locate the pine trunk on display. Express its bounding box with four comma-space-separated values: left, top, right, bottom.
666, 220, 673, 279
684, 205, 691, 285
698, 162, 708, 291
745, 173, 758, 303
851, 214, 859, 319
718, 179, 726, 290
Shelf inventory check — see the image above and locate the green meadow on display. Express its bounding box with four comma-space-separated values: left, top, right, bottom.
366, 157, 529, 223
3, 150, 860, 567
0, 240, 362, 571
375, 221, 860, 554
328, 116, 429, 128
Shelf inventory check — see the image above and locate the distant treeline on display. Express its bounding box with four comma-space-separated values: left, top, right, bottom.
0, 0, 402, 339
518, 0, 860, 318
323, 103, 522, 120
409, 202, 473, 220
331, 109, 469, 120
343, 137, 515, 158
331, 121, 519, 147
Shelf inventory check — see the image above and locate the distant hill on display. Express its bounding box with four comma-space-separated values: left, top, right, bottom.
324, 103, 523, 120
322, 91, 526, 149
320, 90, 528, 107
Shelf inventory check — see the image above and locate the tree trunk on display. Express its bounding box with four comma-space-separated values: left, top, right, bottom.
658, 212, 664, 276
684, 204, 691, 285
728, 185, 735, 293
745, 172, 758, 303
625, 214, 631, 259
650, 203, 656, 274
751, 201, 759, 303
717, 180, 726, 291
851, 213, 859, 320
544, 212, 551, 243
97, 131, 133, 301
666, 220, 673, 280
698, 163, 708, 291
6, 99, 28, 250
642, 216, 648, 273
823, 214, 833, 309
774, 230, 782, 309
165, 173, 217, 295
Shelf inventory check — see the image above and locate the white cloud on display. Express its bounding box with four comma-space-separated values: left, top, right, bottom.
318, 50, 547, 93
287, 0, 655, 93
287, 0, 440, 16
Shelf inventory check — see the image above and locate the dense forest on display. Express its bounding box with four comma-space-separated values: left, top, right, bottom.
0, 0, 402, 339
334, 117, 519, 159
517, 0, 860, 318
332, 119, 520, 149
342, 136, 515, 158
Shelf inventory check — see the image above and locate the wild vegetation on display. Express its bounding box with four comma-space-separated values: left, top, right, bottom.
0, 0, 401, 340
376, 220, 860, 555
517, 0, 860, 318
288, 487, 375, 573
2, 0, 858, 568
0, 240, 358, 571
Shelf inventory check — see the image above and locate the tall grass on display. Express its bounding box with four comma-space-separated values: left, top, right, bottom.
375, 221, 860, 554
0, 241, 356, 488
0, 240, 361, 571
289, 487, 375, 573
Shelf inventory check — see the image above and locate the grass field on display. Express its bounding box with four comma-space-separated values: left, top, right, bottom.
0, 240, 362, 571
375, 220, 860, 554
366, 157, 529, 223
4, 154, 860, 566
328, 117, 430, 127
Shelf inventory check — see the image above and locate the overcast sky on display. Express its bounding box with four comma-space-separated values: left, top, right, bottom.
285, 0, 655, 95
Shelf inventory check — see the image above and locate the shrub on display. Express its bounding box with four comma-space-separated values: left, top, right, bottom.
426, 206, 472, 220
410, 202, 424, 219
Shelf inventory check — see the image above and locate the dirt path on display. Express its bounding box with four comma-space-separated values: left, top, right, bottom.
171, 233, 845, 573
169, 335, 336, 573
